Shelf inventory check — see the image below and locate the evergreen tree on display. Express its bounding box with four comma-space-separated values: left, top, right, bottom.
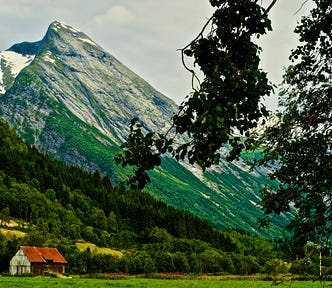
0, 207, 10, 227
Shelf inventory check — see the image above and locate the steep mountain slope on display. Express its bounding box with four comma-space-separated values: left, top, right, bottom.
0, 21, 289, 237
0, 21, 175, 178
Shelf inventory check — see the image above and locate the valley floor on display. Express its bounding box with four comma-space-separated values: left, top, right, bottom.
0, 276, 329, 288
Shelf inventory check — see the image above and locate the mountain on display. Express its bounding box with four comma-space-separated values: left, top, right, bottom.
0, 21, 289, 237
0, 21, 175, 175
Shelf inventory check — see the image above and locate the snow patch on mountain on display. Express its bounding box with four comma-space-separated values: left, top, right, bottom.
0, 51, 34, 77
78, 38, 97, 46
0, 51, 34, 94
59, 21, 80, 33
201, 192, 210, 199
52, 21, 81, 34
0, 67, 4, 94
43, 51, 56, 64
249, 199, 262, 208
51, 21, 97, 47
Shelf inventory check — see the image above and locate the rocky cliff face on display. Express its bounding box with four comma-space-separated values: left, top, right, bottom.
0, 21, 289, 236
2, 21, 175, 143
0, 21, 176, 174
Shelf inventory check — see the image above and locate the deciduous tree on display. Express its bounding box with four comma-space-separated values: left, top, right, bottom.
257, 0, 331, 251
115, 0, 275, 189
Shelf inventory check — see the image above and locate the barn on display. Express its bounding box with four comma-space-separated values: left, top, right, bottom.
9, 246, 67, 275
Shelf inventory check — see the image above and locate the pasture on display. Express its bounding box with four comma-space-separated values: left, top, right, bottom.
0, 277, 329, 288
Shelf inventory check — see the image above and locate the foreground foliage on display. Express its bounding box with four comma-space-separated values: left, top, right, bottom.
115, 0, 275, 189
258, 0, 332, 252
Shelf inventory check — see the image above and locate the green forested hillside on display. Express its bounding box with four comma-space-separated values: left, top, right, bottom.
0, 120, 286, 275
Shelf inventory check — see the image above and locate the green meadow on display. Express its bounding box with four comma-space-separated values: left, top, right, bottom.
0, 277, 329, 288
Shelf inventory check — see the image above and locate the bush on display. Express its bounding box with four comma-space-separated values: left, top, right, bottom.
263, 259, 290, 275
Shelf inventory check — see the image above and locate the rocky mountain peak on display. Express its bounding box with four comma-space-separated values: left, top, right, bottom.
8, 21, 99, 59
1, 20, 176, 145
46, 21, 99, 49
49, 21, 80, 33
0, 21, 289, 237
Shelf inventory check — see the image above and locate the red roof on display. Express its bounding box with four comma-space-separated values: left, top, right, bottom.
21, 246, 67, 264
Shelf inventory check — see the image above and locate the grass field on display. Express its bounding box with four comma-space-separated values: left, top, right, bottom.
75, 242, 123, 257
0, 277, 329, 288
0, 228, 26, 239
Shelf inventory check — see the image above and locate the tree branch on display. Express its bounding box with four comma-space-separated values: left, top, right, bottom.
294, 0, 310, 15
178, 14, 215, 91
265, 0, 277, 14
179, 49, 201, 91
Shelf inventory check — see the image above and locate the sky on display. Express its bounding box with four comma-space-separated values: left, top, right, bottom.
0, 0, 314, 111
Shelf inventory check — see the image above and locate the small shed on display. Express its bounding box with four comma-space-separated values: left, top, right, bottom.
9, 246, 67, 275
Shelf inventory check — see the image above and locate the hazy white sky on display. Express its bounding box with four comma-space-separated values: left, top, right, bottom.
0, 0, 314, 111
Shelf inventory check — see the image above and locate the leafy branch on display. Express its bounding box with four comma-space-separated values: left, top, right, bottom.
115, 0, 276, 189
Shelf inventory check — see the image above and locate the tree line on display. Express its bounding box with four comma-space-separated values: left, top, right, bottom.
0, 120, 278, 275
0, 120, 330, 276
